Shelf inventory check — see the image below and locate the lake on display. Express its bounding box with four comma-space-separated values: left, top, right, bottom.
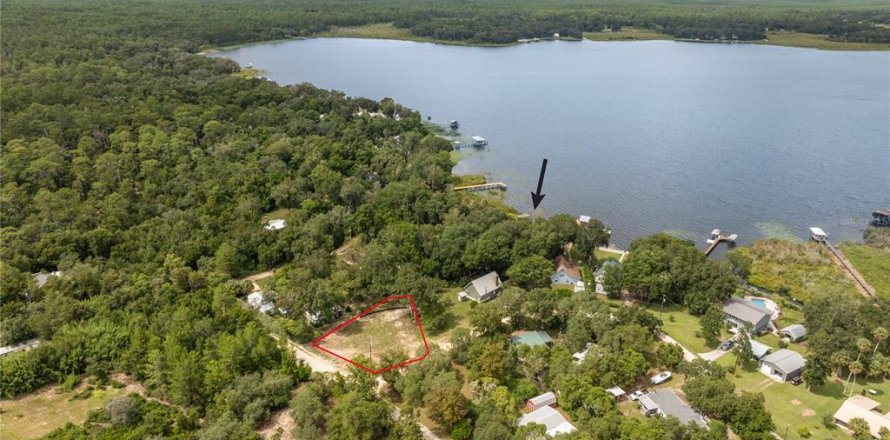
211, 38, 890, 250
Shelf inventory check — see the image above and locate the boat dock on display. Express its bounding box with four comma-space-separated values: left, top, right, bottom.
810, 227, 876, 297
453, 182, 507, 192
704, 229, 737, 256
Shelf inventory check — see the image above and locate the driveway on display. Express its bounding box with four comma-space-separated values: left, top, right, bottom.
657, 333, 698, 362
699, 349, 728, 362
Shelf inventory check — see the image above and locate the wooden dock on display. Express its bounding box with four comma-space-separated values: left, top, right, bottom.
812, 233, 877, 297
704, 230, 737, 256
453, 182, 507, 192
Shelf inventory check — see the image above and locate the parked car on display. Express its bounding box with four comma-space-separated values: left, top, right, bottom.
720, 340, 735, 351
629, 390, 648, 401
650, 371, 672, 385
789, 376, 803, 386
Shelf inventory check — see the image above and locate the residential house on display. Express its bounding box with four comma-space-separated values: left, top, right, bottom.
511, 330, 554, 348
594, 260, 621, 295
551, 256, 583, 290
247, 291, 275, 315
834, 395, 890, 438
780, 324, 807, 342
461, 271, 503, 302
527, 392, 557, 411
638, 389, 706, 427
759, 349, 806, 382
572, 343, 593, 362
722, 298, 772, 334
517, 406, 577, 437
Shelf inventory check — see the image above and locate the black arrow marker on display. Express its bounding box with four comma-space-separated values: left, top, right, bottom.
531, 158, 548, 210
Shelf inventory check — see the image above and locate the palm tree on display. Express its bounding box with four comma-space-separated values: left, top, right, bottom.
847, 417, 871, 440
867, 327, 889, 380
848, 360, 864, 397
846, 338, 872, 393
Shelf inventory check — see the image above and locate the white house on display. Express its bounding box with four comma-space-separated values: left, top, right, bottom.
517, 406, 577, 437
834, 395, 890, 438
551, 256, 583, 287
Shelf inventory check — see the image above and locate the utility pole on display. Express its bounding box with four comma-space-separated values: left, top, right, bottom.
368, 338, 372, 363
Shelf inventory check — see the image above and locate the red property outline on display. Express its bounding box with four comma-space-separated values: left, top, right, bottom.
310, 294, 430, 374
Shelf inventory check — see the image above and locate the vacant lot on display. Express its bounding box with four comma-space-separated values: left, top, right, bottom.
0, 382, 129, 440
840, 243, 890, 298
742, 239, 859, 301
316, 302, 427, 369
584, 27, 673, 42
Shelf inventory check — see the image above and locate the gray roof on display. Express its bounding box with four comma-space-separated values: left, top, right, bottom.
465, 271, 502, 300
760, 349, 806, 375
749, 339, 772, 359
640, 390, 706, 426
781, 324, 807, 340
528, 392, 557, 407
517, 405, 577, 436
723, 298, 771, 328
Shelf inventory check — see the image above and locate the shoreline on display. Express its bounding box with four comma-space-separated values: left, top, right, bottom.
200, 28, 888, 54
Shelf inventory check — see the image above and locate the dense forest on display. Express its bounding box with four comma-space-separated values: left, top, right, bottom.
2, 0, 889, 439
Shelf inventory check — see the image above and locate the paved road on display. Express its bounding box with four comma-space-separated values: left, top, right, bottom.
699, 348, 728, 362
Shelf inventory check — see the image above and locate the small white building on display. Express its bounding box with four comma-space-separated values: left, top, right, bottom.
810, 227, 828, 241
517, 406, 576, 437
834, 395, 890, 438
265, 219, 286, 231
606, 386, 626, 400
527, 392, 557, 411
246, 291, 276, 315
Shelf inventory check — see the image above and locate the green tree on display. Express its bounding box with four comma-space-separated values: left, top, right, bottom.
734, 326, 757, 371
700, 306, 724, 347
506, 255, 552, 290
424, 373, 469, 428
802, 358, 830, 391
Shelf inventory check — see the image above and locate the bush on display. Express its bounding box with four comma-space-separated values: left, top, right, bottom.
450, 418, 473, 440
778, 339, 788, 349
797, 426, 811, 438
106, 396, 139, 425
822, 414, 836, 428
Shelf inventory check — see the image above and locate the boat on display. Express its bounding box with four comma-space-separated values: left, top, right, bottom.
450, 120, 459, 130
471, 136, 487, 147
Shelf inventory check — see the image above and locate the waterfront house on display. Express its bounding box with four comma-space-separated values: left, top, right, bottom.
834, 395, 890, 438
722, 298, 772, 334
517, 406, 577, 437
759, 349, 806, 382
638, 389, 706, 427
594, 260, 621, 294
551, 256, 583, 286
461, 271, 503, 302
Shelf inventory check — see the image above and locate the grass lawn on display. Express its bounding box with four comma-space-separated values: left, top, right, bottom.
726, 369, 855, 440
765, 31, 890, 51
256, 276, 275, 292
594, 249, 623, 262
840, 243, 890, 298
0, 382, 130, 440
261, 208, 297, 222
581, 266, 595, 291
584, 27, 673, 42
645, 305, 726, 354
741, 239, 860, 302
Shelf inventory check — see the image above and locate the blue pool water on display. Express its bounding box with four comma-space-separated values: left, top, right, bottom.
751, 298, 767, 308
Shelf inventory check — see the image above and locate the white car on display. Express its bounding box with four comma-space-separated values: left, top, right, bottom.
650, 371, 673, 385
629, 390, 648, 401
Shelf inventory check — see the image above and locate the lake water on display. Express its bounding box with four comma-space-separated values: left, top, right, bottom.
211, 38, 890, 249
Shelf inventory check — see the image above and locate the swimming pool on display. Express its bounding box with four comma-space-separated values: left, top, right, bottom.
751, 298, 768, 308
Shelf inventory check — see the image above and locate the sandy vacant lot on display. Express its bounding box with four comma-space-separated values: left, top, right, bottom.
316, 305, 427, 369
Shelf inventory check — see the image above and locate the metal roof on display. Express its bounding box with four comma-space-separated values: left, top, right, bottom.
468, 271, 501, 295
529, 392, 557, 407
723, 298, 771, 327
760, 349, 806, 375
641, 389, 706, 426
511, 331, 553, 348
518, 405, 577, 436
749, 338, 771, 359
780, 324, 807, 341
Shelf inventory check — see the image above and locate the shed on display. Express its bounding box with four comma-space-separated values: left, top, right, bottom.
722, 298, 772, 334
781, 324, 807, 342
265, 219, 286, 231
606, 386, 626, 400
759, 349, 806, 382
511, 331, 554, 348
527, 391, 557, 410
463, 271, 503, 302
810, 227, 828, 241
748, 338, 772, 359
517, 406, 577, 437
